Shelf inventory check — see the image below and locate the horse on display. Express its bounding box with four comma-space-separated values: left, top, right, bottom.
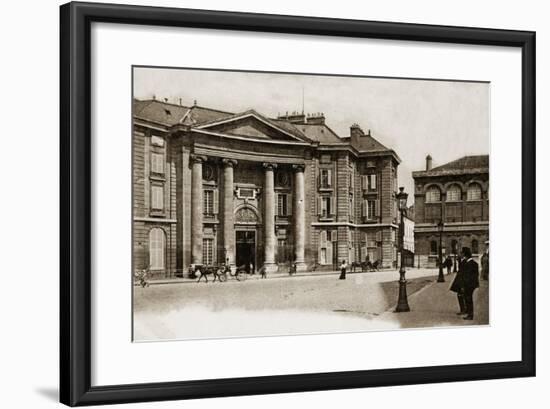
365, 260, 380, 272
196, 265, 226, 283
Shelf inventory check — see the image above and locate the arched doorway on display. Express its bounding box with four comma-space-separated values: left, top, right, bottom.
236, 230, 256, 273
234, 206, 260, 273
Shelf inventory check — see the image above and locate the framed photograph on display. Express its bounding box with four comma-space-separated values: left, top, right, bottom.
60, 1, 535, 406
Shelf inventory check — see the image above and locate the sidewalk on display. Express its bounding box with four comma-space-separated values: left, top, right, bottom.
137, 267, 441, 286
379, 273, 489, 328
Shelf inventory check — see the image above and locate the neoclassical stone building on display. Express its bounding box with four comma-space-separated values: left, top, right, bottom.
133, 98, 402, 278
412, 154, 489, 267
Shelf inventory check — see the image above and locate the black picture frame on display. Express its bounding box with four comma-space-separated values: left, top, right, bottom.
60, 1, 536, 406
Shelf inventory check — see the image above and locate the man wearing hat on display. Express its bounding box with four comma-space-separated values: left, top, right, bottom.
461, 247, 480, 320
450, 248, 467, 315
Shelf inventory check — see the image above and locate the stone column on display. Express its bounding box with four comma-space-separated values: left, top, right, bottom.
293, 164, 307, 271
191, 155, 206, 265
263, 163, 278, 273
222, 159, 237, 267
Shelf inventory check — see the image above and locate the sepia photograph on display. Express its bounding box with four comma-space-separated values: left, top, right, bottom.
132, 66, 490, 341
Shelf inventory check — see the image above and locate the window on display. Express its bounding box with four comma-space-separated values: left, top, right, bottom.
151, 152, 164, 174
368, 174, 377, 191
430, 240, 438, 255
426, 186, 441, 203
320, 168, 332, 188
321, 197, 332, 218
471, 239, 479, 255
467, 183, 482, 201
451, 239, 458, 254
149, 228, 165, 269
349, 196, 354, 218
151, 185, 164, 210
446, 184, 461, 202
318, 230, 333, 265
361, 199, 376, 219
204, 190, 214, 216
278, 194, 289, 216
202, 238, 214, 265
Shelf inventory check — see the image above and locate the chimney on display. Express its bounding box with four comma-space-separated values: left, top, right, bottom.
277, 110, 306, 124
426, 154, 433, 171
350, 123, 364, 147
306, 112, 325, 125
179, 98, 182, 106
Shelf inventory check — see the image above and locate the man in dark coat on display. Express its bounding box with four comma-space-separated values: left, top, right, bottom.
449, 250, 466, 315
444, 256, 453, 275
461, 247, 480, 320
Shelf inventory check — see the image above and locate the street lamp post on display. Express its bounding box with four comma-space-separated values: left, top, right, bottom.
437, 220, 445, 282
395, 187, 410, 313
453, 241, 458, 273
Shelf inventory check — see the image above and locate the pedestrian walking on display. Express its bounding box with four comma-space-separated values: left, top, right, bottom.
461, 247, 480, 320
445, 255, 453, 275
339, 259, 347, 280
449, 249, 466, 315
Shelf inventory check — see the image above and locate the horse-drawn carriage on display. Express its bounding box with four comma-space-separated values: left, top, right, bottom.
188, 263, 252, 282
350, 260, 381, 273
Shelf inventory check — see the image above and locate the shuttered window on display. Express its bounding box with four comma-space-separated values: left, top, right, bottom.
149, 228, 165, 269
318, 230, 333, 265
318, 196, 336, 218
368, 174, 377, 191
151, 152, 164, 174
320, 168, 332, 188
151, 185, 164, 210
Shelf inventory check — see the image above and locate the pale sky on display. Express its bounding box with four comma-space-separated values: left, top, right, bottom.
134, 66, 490, 202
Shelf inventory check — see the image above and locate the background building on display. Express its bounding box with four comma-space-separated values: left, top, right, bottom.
133, 98, 402, 278
412, 154, 489, 267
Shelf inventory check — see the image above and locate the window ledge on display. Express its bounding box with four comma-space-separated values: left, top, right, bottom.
149, 210, 165, 217
149, 174, 166, 182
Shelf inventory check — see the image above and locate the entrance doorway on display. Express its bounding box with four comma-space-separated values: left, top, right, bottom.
236, 230, 256, 273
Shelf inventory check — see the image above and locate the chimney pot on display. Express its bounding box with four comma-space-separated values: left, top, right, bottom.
426, 154, 433, 171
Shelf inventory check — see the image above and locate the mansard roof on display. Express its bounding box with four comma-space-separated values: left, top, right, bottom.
412, 155, 489, 178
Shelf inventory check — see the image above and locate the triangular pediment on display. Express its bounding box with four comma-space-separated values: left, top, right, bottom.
194, 111, 308, 142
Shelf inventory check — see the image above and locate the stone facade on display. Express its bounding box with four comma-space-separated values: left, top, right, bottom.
133, 100, 402, 278
412, 155, 489, 268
